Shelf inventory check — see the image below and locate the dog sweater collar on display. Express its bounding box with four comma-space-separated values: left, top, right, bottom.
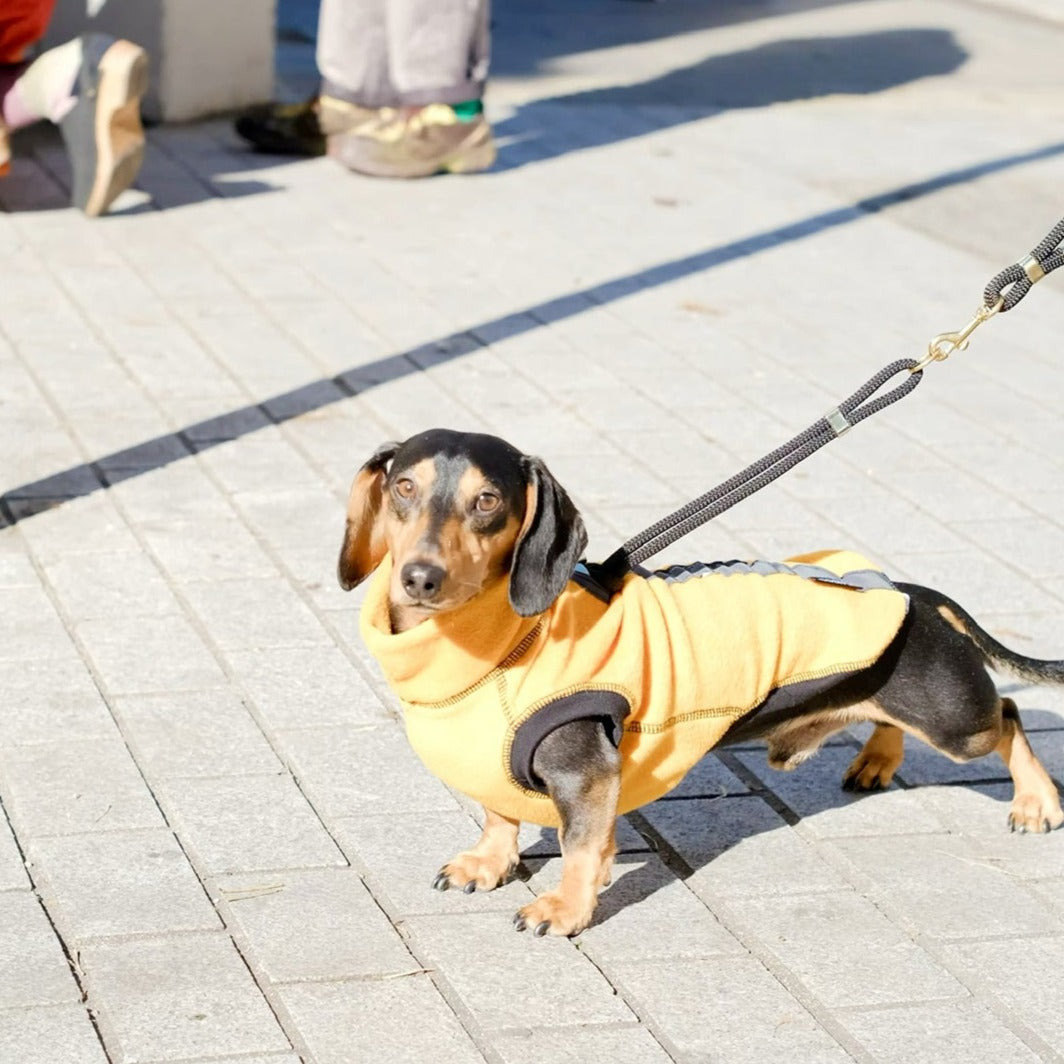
359, 555, 541, 704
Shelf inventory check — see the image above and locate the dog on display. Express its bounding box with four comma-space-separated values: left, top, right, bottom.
337, 427, 1064, 937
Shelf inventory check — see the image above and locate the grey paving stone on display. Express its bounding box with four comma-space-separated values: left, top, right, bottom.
402, 911, 635, 1030
81, 933, 291, 1063
838, 999, 1041, 1064
0, 891, 79, 1008
493, 1025, 673, 1064
277, 976, 485, 1064
16, 493, 141, 564
0, 1003, 108, 1064
141, 515, 280, 583
274, 723, 460, 819
0, 737, 166, 837
830, 834, 1059, 940
224, 644, 394, 730
734, 746, 950, 837
112, 690, 282, 778
1029, 728, 1064, 786
28, 829, 219, 940
945, 936, 1064, 1052
0, 584, 79, 663
196, 428, 326, 494
231, 485, 344, 552
610, 954, 853, 1063
213, 867, 414, 982
155, 773, 345, 874
42, 550, 178, 622
0, 659, 116, 747
75, 613, 228, 695
181, 577, 332, 651
915, 781, 1019, 836
0, 545, 38, 586
718, 890, 965, 1009
663, 751, 750, 800
641, 795, 845, 900
333, 809, 535, 917
0, 808, 28, 890
529, 853, 745, 963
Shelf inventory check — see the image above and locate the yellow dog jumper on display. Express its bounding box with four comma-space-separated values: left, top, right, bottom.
361, 551, 909, 827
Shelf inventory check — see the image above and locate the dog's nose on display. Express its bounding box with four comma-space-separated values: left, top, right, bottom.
401, 561, 446, 602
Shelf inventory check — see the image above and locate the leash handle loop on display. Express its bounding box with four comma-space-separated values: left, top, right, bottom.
983, 216, 1064, 311
593, 216, 1064, 593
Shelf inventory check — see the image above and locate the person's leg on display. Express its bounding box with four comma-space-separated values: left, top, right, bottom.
234, 0, 383, 156
317, 0, 396, 107
327, 0, 494, 178
4, 37, 81, 127
2, 34, 148, 215
387, 0, 490, 106
0, 0, 60, 174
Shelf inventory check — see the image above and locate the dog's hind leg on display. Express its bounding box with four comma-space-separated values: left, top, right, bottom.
995, 699, 1063, 834
843, 722, 905, 792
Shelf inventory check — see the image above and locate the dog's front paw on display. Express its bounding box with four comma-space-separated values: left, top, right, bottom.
433, 850, 518, 894
1008, 790, 1064, 834
513, 891, 595, 938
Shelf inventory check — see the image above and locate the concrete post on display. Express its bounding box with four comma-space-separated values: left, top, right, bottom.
43, 0, 276, 122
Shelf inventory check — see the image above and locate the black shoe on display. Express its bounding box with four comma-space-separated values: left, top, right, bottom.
58, 34, 149, 216
234, 98, 326, 156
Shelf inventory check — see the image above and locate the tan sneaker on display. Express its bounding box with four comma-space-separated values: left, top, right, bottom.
327, 103, 495, 179
317, 95, 379, 136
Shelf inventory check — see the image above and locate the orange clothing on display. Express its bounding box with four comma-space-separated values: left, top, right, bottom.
361, 551, 909, 827
0, 0, 56, 64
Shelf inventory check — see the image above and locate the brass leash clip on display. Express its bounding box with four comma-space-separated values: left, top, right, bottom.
910, 297, 1003, 374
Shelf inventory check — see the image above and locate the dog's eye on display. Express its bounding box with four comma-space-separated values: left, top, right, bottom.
394, 478, 416, 500
474, 491, 500, 514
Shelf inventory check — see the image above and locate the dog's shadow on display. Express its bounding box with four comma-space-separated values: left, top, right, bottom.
520, 704, 1064, 932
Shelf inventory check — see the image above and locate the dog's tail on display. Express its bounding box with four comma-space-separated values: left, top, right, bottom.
898, 583, 1064, 685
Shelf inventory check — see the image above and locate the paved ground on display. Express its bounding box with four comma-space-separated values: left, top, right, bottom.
2, 1, 1064, 1061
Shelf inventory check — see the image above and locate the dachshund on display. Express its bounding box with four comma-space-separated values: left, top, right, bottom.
337, 427, 1064, 937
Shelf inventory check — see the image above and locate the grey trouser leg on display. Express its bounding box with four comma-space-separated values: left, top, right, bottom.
317, 0, 490, 107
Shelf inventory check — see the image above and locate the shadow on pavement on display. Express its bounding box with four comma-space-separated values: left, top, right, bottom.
4, 134, 1063, 530
495, 28, 967, 170
526, 702, 1063, 930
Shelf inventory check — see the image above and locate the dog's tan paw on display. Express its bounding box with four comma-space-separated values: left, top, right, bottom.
513, 891, 595, 937
433, 850, 518, 894
1008, 791, 1064, 834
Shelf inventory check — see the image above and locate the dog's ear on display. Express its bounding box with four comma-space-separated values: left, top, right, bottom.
337, 441, 400, 590
509, 456, 588, 617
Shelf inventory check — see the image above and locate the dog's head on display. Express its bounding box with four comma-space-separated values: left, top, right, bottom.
337, 429, 587, 626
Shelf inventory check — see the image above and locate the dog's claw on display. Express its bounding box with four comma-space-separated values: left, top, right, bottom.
463, 881, 477, 894
513, 914, 527, 932
841, 776, 855, 792
534, 921, 550, 937
432, 872, 451, 892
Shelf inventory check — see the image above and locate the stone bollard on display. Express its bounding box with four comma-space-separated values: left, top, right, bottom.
43, 0, 276, 122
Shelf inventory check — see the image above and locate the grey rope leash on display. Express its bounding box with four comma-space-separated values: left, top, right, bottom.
591, 216, 1064, 593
